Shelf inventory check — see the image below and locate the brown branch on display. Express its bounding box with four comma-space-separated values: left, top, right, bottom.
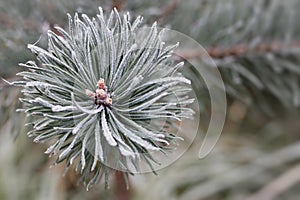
207, 42, 281, 58
155, 0, 178, 22
115, 171, 130, 200
0, 12, 14, 28
111, 0, 128, 11
175, 41, 299, 60
0, 12, 40, 32
0, 76, 22, 90
1, 40, 297, 91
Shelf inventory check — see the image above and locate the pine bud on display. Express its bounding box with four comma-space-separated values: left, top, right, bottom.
15, 7, 194, 189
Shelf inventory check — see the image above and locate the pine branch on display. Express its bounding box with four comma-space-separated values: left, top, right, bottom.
155, 0, 178, 22
176, 41, 299, 60
12, 7, 194, 189
0, 10, 40, 31
115, 171, 130, 200
2, 1, 300, 198
111, 0, 127, 11
0, 77, 22, 90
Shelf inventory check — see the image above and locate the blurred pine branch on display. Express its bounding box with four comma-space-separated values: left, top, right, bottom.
1, 0, 300, 200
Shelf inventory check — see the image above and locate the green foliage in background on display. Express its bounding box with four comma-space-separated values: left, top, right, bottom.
1, 0, 300, 200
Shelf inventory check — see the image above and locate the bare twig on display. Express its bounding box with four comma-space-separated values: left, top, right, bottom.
0, 12, 14, 28
0, 12, 39, 32
175, 41, 299, 60
155, 0, 178, 22
0, 77, 22, 90
115, 171, 130, 200
111, 0, 128, 11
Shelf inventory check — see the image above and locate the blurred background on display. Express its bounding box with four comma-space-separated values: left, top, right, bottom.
1, 0, 300, 199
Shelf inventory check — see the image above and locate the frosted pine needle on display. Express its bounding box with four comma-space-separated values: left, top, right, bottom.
14, 7, 194, 189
